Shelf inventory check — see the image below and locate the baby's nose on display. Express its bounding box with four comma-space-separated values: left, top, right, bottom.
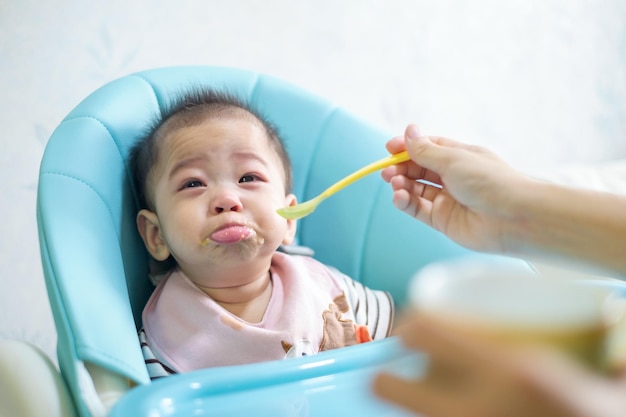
213, 193, 242, 214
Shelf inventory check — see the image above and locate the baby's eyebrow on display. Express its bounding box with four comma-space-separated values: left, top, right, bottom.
167, 151, 271, 180
231, 151, 270, 168
168, 156, 208, 180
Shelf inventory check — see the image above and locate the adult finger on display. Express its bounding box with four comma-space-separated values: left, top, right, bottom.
393, 315, 493, 367
385, 134, 406, 154
372, 373, 467, 417
403, 124, 466, 175
389, 175, 438, 225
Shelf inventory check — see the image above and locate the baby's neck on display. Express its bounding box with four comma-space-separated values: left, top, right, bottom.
200, 271, 273, 323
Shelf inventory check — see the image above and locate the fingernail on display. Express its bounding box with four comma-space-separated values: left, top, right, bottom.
407, 124, 425, 140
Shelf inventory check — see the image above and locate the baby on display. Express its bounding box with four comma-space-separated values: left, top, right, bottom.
129, 87, 394, 379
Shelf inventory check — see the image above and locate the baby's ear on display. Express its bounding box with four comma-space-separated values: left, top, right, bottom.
282, 194, 298, 245
136, 209, 171, 261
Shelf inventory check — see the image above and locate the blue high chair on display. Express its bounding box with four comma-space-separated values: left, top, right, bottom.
6, 66, 482, 416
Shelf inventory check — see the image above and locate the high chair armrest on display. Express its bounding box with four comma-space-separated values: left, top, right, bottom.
0, 340, 77, 417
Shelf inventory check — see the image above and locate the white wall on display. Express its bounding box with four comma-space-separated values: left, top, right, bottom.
1, 0, 625, 362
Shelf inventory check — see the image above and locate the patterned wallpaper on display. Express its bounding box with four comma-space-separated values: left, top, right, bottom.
1, 0, 625, 363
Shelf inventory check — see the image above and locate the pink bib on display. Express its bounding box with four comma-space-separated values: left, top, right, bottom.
142, 252, 359, 372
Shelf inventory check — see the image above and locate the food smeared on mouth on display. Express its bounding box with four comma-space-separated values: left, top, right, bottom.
200, 225, 264, 246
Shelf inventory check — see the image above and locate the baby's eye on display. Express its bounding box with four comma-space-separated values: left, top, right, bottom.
182, 179, 204, 189
239, 174, 257, 184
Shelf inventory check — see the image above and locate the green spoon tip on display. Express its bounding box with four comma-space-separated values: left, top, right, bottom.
276, 206, 313, 220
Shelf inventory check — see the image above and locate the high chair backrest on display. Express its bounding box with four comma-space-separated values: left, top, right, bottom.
37, 66, 472, 416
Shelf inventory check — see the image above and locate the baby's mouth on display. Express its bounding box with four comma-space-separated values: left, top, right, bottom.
200, 225, 256, 246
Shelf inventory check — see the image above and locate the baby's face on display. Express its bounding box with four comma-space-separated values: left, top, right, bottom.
146, 115, 296, 286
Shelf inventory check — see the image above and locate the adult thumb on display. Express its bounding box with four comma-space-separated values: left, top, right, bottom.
404, 124, 445, 172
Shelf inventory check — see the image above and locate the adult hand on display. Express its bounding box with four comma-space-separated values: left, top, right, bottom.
372, 314, 626, 417
381, 124, 531, 253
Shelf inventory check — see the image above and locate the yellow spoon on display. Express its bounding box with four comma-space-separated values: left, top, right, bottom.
277, 150, 411, 220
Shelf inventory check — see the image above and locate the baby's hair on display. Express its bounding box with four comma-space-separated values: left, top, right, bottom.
129, 87, 293, 211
